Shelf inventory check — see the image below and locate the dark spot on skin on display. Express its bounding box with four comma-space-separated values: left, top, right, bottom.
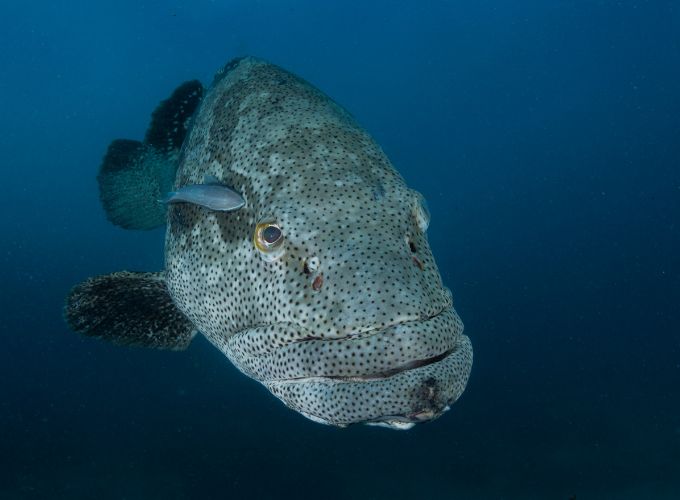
372, 181, 385, 201
169, 205, 197, 248
416, 377, 440, 408
217, 212, 246, 246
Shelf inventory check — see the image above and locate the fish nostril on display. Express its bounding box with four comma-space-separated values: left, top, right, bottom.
407, 238, 423, 269
303, 256, 320, 276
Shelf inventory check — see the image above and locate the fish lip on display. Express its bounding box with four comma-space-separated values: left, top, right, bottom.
281, 287, 454, 344
225, 305, 462, 383
283, 347, 455, 383
261, 330, 473, 429
287, 304, 451, 346
263, 306, 455, 382
365, 405, 451, 429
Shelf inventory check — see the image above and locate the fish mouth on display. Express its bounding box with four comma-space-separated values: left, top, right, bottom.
224, 307, 473, 428
267, 333, 472, 429
287, 347, 456, 383
280, 344, 463, 430
226, 306, 461, 382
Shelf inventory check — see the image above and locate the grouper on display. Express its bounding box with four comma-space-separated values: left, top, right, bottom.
65, 57, 473, 429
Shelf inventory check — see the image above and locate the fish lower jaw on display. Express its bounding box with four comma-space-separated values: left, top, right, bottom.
297, 413, 421, 430
264, 333, 472, 430
276, 349, 456, 429
298, 405, 452, 430
366, 405, 452, 430
296, 396, 453, 430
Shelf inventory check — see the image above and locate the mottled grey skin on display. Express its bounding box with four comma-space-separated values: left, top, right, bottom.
165, 57, 472, 428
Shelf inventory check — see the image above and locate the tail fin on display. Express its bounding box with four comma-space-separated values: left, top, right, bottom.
97, 80, 203, 230
65, 271, 196, 350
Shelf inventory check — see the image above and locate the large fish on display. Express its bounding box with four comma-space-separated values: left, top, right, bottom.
65, 57, 472, 429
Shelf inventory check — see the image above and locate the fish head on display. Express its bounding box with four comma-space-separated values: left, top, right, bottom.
219, 165, 471, 429
165, 57, 472, 429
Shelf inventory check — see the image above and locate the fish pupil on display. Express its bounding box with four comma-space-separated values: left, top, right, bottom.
262, 225, 282, 244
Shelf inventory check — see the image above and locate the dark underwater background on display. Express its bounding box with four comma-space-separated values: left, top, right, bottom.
1, 1, 679, 499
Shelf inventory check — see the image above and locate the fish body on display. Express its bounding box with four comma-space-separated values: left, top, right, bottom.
66, 57, 472, 429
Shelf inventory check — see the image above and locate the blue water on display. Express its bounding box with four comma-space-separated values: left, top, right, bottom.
1, 1, 679, 498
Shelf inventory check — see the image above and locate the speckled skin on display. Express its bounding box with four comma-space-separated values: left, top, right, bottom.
165, 57, 472, 428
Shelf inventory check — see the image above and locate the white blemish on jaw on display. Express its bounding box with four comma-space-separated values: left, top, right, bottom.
307, 256, 320, 272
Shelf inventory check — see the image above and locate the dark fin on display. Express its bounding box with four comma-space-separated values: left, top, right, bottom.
64, 271, 196, 351
97, 139, 175, 230
144, 80, 204, 153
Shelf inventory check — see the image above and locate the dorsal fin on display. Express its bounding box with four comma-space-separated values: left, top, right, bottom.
144, 80, 204, 154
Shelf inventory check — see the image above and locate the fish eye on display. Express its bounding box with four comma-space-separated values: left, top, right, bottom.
262, 225, 282, 245
413, 192, 430, 232
254, 220, 285, 261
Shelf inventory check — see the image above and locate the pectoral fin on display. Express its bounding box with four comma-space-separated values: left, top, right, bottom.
65, 271, 196, 350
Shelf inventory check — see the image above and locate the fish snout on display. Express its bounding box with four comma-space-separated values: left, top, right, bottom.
225, 308, 472, 428
300, 241, 450, 337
